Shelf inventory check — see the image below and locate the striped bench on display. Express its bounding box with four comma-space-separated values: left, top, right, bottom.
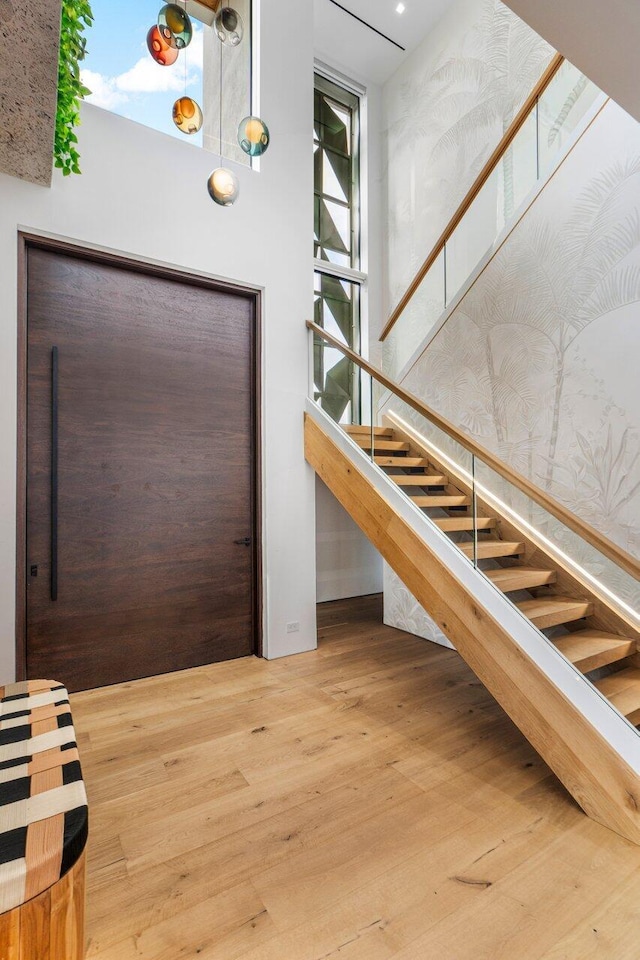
0, 680, 88, 959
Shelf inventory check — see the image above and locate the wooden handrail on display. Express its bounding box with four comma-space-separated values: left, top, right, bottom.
380, 52, 565, 343
308, 320, 640, 582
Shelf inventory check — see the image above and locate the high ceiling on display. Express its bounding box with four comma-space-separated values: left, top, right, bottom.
314, 0, 456, 86
503, 0, 640, 123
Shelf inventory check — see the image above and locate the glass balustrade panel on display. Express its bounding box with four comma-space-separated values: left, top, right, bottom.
384, 61, 602, 381
498, 108, 539, 223
444, 166, 502, 306
310, 326, 639, 736
446, 110, 538, 305
538, 61, 602, 176
383, 249, 445, 382
473, 455, 640, 735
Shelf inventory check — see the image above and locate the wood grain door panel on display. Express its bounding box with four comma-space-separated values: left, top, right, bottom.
25, 248, 257, 691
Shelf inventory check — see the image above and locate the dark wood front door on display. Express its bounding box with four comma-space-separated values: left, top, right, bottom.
23, 245, 258, 692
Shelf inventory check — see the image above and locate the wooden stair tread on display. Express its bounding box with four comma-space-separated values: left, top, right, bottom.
434, 517, 497, 532
595, 668, 640, 724
485, 566, 556, 592
411, 494, 471, 508
343, 423, 631, 702
391, 474, 447, 486
460, 541, 525, 560
595, 667, 640, 697
354, 438, 411, 452
375, 456, 428, 467
516, 597, 593, 629
554, 631, 637, 672
344, 425, 393, 437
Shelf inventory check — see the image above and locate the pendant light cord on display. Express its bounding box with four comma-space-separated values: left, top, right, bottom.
219, 31, 223, 163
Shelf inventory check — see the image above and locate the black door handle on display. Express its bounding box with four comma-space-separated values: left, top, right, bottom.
234, 537, 251, 546
51, 346, 59, 601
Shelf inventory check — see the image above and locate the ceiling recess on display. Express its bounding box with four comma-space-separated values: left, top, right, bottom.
184, 0, 220, 26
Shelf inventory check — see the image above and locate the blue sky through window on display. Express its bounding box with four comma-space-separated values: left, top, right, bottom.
81, 0, 204, 146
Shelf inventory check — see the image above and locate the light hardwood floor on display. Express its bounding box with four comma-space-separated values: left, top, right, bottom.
71, 595, 640, 960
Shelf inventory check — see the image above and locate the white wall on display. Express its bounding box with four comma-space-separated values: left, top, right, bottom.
315, 477, 382, 603
0, 0, 316, 681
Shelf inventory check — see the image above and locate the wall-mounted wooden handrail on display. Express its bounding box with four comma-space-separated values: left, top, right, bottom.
308, 320, 640, 582
380, 51, 565, 343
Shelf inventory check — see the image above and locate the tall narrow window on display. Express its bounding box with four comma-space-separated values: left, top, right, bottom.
313, 73, 363, 425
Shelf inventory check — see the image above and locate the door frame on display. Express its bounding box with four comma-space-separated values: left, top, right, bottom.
16, 231, 263, 680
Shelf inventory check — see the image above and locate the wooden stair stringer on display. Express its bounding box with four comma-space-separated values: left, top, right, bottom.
305, 413, 640, 846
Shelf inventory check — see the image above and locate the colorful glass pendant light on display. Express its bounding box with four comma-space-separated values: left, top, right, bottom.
215, 6, 244, 46
208, 14, 239, 207
207, 167, 240, 206
158, 3, 193, 49
147, 24, 179, 66
238, 116, 270, 157
173, 96, 203, 135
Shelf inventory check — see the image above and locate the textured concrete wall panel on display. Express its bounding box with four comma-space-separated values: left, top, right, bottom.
0, 0, 61, 185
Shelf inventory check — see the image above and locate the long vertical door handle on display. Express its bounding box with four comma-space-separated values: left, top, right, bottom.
51, 346, 58, 601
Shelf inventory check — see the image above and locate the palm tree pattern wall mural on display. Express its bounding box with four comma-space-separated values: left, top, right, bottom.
383, 0, 554, 333
392, 101, 640, 630
380, 2, 640, 642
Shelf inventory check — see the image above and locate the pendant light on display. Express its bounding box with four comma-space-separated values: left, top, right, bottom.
173, 96, 204, 135
207, 167, 239, 205
172, 19, 203, 136
215, 5, 244, 46
207, 29, 239, 206
144, 0, 267, 207
147, 24, 179, 66
158, 3, 194, 48
238, 116, 270, 157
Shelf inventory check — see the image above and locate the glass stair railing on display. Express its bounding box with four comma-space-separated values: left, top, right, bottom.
380, 57, 604, 380
309, 320, 640, 739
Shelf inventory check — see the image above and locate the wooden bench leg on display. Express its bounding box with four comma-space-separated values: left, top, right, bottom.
0, 853, 86, 960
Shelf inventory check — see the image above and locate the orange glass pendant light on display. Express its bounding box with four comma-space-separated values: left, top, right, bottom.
146, 24, 179, 66
173, 97, 204, 135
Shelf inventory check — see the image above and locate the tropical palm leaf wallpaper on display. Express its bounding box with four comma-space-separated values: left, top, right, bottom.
380, 0, 640, 642
382, 0, 554, 329
386, 101, 640, 639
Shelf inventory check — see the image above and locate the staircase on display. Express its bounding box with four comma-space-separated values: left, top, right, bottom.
305, 388, 640, 844
345, 422, 640, 729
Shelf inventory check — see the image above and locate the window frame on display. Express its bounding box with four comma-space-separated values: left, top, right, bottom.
313, 66, 368, 424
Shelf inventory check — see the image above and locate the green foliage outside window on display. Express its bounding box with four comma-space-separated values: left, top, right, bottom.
55, 0, 93, 176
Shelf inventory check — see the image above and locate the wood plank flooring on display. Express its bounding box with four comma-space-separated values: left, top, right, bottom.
71, 595, 640, 960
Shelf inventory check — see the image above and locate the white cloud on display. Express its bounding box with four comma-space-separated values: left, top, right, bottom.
82, 25, 203, 106
115, 56, 187, 95
81, 69, 129, 110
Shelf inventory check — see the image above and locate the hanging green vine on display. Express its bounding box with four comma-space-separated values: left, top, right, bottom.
55, 0, 94, 176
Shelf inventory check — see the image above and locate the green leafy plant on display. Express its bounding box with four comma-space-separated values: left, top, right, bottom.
55, 0, 94, 176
